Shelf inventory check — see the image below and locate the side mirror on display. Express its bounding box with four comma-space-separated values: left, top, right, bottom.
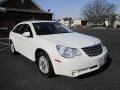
23, 32, 30, 37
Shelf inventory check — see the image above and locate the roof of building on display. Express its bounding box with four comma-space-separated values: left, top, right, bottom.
0, 7, 52, 14
0, 0, 44, 11
0, 0, 7, 5
0, 0, 52, 14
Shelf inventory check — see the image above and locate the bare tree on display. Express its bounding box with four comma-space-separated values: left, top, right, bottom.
82, 0, 116, 26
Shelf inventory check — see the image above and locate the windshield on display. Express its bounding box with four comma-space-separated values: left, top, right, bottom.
33, 22, 72, 35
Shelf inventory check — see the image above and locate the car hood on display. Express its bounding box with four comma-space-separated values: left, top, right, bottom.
38, 32, 101, 48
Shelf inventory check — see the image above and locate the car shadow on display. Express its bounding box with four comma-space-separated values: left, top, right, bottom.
76, 55, 112, 79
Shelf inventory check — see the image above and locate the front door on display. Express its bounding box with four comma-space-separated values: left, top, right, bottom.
20, 24, 35, 60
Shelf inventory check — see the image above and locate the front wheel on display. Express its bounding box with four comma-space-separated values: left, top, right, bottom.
37, 52, 54, 77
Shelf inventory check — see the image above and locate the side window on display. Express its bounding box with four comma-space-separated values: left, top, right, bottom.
13, 24, 24, 34
22, 24, 33, 37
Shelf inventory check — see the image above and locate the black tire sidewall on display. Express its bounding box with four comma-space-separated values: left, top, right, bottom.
10, 42, 17, 55
37, 52, 54, 77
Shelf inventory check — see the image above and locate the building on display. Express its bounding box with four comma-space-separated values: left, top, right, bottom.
57, 17, 73, 27
114, 15, 120, 28
95, 14, 120, 28
0, 0, 53, 31
73, 19, 88, 28
63, 17, 73, 27
58, 18, 88, 28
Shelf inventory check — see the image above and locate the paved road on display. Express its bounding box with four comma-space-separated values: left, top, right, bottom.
0, 30, 120, 90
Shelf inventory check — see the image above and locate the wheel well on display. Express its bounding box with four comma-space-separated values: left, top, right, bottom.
9, 39, 13, 45
35, 48, 55, 76
35, 48, 47, 63
9, 39, 12, 44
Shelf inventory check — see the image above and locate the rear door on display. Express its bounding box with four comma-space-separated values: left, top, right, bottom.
10, 24, 25, 52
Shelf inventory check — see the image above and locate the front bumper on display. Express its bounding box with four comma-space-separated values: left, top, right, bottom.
54, 46, 108, 77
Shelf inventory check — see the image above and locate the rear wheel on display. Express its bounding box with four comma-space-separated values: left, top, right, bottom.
37, 51, 54, 77
10, 42, 17, 55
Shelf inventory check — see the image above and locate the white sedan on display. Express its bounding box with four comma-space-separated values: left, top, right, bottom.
9, 21, 108, 77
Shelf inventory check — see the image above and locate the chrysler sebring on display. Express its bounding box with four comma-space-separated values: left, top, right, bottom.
9, 21, 108, 77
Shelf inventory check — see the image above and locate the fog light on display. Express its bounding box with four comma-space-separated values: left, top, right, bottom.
72, 68, 89, 76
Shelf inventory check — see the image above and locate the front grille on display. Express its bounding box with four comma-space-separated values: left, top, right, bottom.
82, 44, 103, 57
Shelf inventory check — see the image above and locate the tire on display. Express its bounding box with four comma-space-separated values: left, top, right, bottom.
10, 42, 17, 55
37, 51, 54, 77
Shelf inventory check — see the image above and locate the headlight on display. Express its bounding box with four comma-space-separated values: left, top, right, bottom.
56, 45, 82, 58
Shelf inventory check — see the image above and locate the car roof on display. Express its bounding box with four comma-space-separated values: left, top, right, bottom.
18, 20, 56, 24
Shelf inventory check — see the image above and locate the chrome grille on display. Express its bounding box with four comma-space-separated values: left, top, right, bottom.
82, 44, 103, 57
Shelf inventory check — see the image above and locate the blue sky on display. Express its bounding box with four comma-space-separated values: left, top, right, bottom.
37, 0, 120, 19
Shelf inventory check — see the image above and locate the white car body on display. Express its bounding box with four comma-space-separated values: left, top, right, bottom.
9, 21, 108, 77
